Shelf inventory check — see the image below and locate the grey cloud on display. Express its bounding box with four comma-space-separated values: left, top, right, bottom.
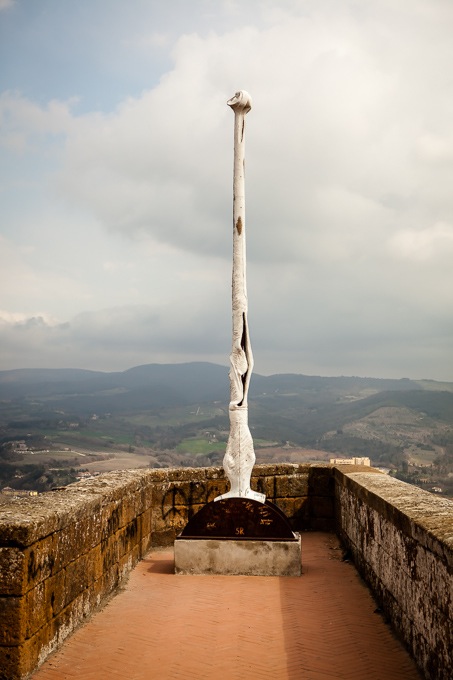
0, 303, 231, 371
2, 0, 453, 380
57, 9, 453, 270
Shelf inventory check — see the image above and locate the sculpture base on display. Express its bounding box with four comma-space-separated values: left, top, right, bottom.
214, 487, 265, 503
177, 498, 296, 540
174, 498, 301, 576
174, 534, 302, 576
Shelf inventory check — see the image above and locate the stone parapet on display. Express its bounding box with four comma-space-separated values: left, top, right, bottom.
149, 463, 336, 546
334, 467, 453, 680
1, 463, 451, 679
0, 469, 155, 679
0, 463, 327, 678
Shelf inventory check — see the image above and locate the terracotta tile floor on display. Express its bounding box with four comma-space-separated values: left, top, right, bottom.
32, 533, 421, 679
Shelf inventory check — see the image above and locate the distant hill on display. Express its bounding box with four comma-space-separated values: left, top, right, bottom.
1, 363, 452, 496
0, 362, 452, 420
0, 362, 446, 401
0, 363, 229, 412
1, 361, 453, 446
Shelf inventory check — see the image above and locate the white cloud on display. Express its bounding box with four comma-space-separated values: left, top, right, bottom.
417, 133, 453, 165
0, 231, 95, 318
45, 5, 451, 270
389, 222, 453, 262
0, 310, 56, 325
2, 0, 453, 379
0, 92, 77, 152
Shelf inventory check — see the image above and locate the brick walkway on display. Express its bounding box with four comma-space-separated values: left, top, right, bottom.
32, 533, 421, 680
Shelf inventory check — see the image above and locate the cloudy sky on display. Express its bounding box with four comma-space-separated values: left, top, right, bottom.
1, 0, 453, 380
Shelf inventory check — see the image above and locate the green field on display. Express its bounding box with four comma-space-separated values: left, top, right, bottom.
124, 405, 226, 428
176, 438, 226, 456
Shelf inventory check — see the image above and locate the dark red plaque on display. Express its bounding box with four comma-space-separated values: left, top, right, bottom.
177, 498, 296, 541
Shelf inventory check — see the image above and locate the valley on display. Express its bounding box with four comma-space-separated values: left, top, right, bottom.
1, 363, 452, 497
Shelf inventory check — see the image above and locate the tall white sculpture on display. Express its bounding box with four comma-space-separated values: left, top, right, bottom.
215, 91, 265, 504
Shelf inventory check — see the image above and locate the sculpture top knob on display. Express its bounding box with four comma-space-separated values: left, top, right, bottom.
227, 90, 252, 114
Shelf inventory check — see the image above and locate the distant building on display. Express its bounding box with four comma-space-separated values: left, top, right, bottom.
1, 487, 38, 496
5, 440, 29, 451
330, 457, 371, 466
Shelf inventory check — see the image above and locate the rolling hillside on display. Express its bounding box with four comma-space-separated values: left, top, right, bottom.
1, 363, 452, 495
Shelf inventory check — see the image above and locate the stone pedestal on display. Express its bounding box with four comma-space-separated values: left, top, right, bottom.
175, 534, 302, 576
174, 497, 302, 576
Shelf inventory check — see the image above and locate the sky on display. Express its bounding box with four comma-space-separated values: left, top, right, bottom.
1, 0, 453, 380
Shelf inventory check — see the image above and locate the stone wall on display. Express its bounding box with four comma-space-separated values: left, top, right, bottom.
0, 463, 328, 679
335, 468, 453, 680
151, 463, 335, 545
0, 469, 154, 680
1, 463, 451, 679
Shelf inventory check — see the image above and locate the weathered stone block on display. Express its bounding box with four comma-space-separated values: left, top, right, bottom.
151, 527, 178, 547
97, 563, 119, 601
119, 545, 140, 580
255, 463, 302, 477
294, 463, 312, 475
47, 569, 67, 618
23, 534, 55, 591
0, 626, 52, 680
0, 595, 24, 645
309, 466, 335, 496
151, 482, 185, 509
186, 480, 210, 505
154, 478, 222, 511
100, 501, 122, 540
175, 535, 302, 576
311, 496, 334, 519
99, 533, 120, 575
45, 587, 92, 657
117, 518, 140, 558
140, 534, 152, 557
0, 644, 23, 680
161, 467, 205, 483
0, 547, 26, 596
87, 543, 106, 586
205, 466, 225, 481
0, 498, 59, 548
251, 474, 275, 499
291, 496, 310, 529
140, 508, 152, 538
24, 580, 51, 639
153, 503, 188, 534
414, 543, 452, 621
52, 522, 93, 574
273, 497, 295, 519
63, 555, 92, 608
205, 480, 228, 502
274, 474, 309, 499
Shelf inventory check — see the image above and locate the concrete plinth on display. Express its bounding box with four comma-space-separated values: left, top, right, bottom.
174, 534, 302, 576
